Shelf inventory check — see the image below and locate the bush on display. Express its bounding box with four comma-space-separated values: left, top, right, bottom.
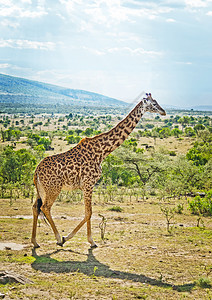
196, 277, 212, 288
188, 191, 212, 216
108, 206, 123, 212
169, 151, 176, 156
65, 135, 81, 144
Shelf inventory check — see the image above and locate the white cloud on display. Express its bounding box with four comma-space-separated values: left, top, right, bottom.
106, 31, 142, 44
59, 0, 174, 30
81, 46, 105, 56
0, 0, 47, 18
206, 10, 212, 15
0, 0, 13, 4
108, 46, 163, 56
176, 61, 192, 65
1, 19, 20, 28
20, 0, 32, 3
0, 63, 10, 68
69, 45, 162, 57
185, 0, 208, 8
166, 18, 176, 22
0, 39, 55, 50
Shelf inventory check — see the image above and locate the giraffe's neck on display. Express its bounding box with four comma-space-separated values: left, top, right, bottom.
92, 100, 144, 161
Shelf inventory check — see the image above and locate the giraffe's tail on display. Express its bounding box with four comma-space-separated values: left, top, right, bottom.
36, 197, 49, 226
34, 172, 49, 226
34, 172, 42, 215
37, 197, 42, 215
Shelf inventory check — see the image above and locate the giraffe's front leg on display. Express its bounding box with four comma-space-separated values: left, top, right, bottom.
84, 189, 97, 248
87, 218, 97, 248
62, 189, 97, 248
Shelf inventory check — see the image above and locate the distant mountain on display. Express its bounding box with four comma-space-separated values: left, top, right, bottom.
0, 73, 127, 107
188, 105, 212, 111
163, 104, 212, 111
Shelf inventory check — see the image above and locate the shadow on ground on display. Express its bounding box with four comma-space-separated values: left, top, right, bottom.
31, 248, 195, 293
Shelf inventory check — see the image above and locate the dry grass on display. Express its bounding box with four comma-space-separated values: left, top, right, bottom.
0, 196, 211, 299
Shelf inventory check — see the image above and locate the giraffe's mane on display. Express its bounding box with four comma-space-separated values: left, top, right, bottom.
78, 132, 107, 145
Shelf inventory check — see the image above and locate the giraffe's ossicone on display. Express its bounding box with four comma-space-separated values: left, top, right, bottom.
31, 93, 166, 249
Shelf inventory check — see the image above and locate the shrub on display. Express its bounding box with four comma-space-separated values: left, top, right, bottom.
108, 206, 123, 212
65, 135, 81, 144
175, 203, 184, 214
196, 277, 212, 288
169, 151, 176, 156
188, 191, 212, 216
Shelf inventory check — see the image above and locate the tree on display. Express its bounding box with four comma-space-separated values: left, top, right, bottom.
0, 146, 37, 183
115, 147, 168, 199
84, 128, 93, 136
186, 132, 212, 166
65, 135, 81, 145
194, 124, 205, 132
37, 137, 51, 150
172, 156, 203, 194
178, 116, 190, 131
159, 127, 171, 138
0, 146, 37, 198
184, 127, 196, 137
171, 128, 182, 138
27, 133, 52, 150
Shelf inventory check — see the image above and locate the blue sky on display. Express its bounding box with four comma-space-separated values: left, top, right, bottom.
0, 0, 212, 107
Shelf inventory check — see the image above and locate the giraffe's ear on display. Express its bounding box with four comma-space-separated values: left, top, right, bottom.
146, 93, 148, 96
149, 93, 151, 96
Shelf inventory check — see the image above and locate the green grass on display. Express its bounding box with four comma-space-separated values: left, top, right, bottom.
196, 277, 212, 288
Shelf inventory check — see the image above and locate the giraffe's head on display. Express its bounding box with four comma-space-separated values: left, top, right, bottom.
142, 93, 166, 116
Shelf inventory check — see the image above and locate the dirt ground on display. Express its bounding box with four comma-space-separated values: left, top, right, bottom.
0, 196, 211, 299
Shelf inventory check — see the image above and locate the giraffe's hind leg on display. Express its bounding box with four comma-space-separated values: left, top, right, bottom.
41, 206, 63, 246
31, 199, 41, 248
40, 194, 63, 246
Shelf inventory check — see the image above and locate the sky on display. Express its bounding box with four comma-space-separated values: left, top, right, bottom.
0, 0, 212, 107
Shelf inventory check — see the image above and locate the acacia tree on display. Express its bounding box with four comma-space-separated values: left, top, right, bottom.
186, 130, 212, 166
0, 146, 37, 198
115, 146, 169, 200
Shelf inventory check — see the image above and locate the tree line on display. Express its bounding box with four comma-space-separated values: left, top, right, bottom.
0, 112, 211, 216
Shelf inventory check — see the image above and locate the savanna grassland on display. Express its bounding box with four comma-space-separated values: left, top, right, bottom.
0, 107, 212, 299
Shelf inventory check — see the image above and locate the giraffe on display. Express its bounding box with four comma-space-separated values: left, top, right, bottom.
31, 93, 166, 249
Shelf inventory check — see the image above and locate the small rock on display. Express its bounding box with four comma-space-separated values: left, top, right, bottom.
5, 247, 11, 250
0, 293, 5, 298
0, 271, 33, 285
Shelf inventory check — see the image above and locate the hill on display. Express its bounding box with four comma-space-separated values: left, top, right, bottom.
0, 73, 127, 108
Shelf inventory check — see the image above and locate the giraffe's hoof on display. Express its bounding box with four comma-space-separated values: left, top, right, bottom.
33, 244, 40, 249
57, 242, 63, 247
57, 236, 65, 247
90, 244, 98, 249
